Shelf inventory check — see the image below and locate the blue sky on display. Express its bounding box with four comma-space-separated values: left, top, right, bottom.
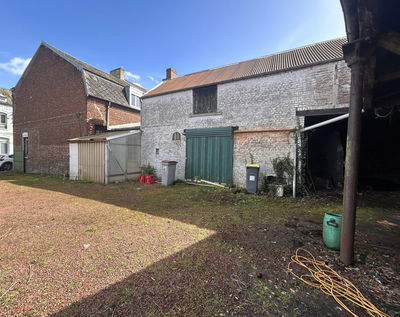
0, 0, 346, 90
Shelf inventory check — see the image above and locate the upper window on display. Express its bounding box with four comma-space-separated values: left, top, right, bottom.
0, 94, 6, 103
135, 96, 142, 109
130, 94, 141, 109
0, 113, 6, 128
193, 85, 217, 114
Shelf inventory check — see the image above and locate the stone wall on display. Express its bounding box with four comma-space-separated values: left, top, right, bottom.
141, 60, 350, 187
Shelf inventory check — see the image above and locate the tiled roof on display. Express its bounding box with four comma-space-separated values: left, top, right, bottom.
42, 42, 146, 108
0, 88, 12, 105
144, 38, 347, 98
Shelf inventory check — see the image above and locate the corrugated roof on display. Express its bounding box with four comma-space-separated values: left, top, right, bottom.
41, 42, 146, 108
144, 38, 347, 98
0, 88, 12, 105
68, 130, 139, 142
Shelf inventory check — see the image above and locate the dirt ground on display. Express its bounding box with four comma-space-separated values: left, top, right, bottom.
0, 173, 399, 316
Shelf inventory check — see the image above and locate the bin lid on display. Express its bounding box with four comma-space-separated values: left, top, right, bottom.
247, 164, 260, 168
162, 160, 178, 165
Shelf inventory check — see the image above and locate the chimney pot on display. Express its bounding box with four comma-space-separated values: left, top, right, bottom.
110, 67, 125, 80
166, 68, 177, 80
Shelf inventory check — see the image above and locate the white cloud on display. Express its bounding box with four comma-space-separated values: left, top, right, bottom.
0, 57, 31, 75
147, 75, 159, 83
125, 71, 141, 81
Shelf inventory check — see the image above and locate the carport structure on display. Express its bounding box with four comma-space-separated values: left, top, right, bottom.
339, 0, 400, 264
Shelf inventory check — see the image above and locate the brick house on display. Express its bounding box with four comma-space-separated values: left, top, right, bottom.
0, 88, 13, 155
141, 38, 351, 187
13, 42, 146, 174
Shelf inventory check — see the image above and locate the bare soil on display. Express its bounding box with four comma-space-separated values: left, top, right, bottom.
0, 173, 399, 316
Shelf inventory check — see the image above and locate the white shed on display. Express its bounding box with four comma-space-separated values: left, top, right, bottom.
68, 130, 141, 184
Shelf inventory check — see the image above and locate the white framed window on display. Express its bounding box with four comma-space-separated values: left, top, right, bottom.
129, 93, 141, 109
0, 94, 6, 103
0, 138, 9, 154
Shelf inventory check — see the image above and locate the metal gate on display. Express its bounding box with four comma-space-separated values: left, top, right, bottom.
185, 127, 234, 184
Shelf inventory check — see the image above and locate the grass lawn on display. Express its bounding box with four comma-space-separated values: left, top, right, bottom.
0, 173, 399, 316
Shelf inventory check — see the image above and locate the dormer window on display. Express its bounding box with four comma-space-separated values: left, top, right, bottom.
0, 94, 6, 103
131, 94, 142, 109
124, 86, 142, 109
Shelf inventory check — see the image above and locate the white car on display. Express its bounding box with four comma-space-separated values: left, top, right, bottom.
0, 154, 13, 171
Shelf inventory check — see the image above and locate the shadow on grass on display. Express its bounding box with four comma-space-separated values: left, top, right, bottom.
2, 173, 400, 316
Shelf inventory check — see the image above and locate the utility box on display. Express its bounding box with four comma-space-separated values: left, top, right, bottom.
161, 160, 178, 186
246, 164, 260, 193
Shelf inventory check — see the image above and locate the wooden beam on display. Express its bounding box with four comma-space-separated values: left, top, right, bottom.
376, 67, 400, 83
378, 32, 400, 55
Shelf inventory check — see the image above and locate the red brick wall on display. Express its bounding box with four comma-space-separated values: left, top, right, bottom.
13, 45, 87, 174
86, 97, 140, 134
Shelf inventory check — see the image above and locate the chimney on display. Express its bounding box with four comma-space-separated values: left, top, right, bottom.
166, 68, 177, 80
110, 67, 125, 80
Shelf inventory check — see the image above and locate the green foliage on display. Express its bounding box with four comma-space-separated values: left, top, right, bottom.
294, 118, 309, 197
141, 163, 155, 175
271, 156, 293, 184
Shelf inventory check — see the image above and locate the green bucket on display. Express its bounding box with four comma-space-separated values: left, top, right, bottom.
323, 213, 342, 250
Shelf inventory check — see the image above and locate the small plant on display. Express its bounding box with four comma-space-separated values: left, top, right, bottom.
141, 163, 155, 175
271, 156, 293, 184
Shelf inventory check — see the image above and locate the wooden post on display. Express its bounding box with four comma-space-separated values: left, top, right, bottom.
340, 41, 370, 265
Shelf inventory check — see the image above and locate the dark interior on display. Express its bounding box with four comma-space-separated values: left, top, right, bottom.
305, 108, 400, 191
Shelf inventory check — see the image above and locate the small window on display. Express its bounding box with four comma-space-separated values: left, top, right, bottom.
172, 132, 181, 141
193, 85, 217, 114
0, 113, 6, 125
130, 94, 142, 109
0, 94, 6, 103
0, 142, 8, 154
135, 96, 142, 109
95, 125, 107, 134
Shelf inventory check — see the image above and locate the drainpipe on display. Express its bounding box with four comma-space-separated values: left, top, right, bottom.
293, 140, 297, 198
106, 102, 111, 131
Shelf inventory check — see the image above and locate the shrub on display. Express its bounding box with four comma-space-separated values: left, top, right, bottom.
141, 163, 155, 175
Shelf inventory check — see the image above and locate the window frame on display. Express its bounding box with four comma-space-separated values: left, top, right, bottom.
192, 85, 218, 115
0, 138, 9, 154
0, 113, 6, 128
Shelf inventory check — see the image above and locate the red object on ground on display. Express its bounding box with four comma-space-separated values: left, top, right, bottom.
138, 174, 145, 184
145, 174, 156, 184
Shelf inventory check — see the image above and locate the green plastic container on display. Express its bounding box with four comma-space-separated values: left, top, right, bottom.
323, 213, 342, 250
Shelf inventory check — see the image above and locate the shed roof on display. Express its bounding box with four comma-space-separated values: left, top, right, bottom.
40, 42, 146, 108
144, 38, 347, 98
68, 130, 139, 143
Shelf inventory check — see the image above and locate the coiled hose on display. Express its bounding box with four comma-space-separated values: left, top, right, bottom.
288, 248, 390, 317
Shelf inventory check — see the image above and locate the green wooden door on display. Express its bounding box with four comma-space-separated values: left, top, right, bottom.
185, 127, 234, 184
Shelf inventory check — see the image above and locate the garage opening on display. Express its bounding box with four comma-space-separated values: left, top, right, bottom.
305, 114, 347, 190
303, 108, 400, 191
